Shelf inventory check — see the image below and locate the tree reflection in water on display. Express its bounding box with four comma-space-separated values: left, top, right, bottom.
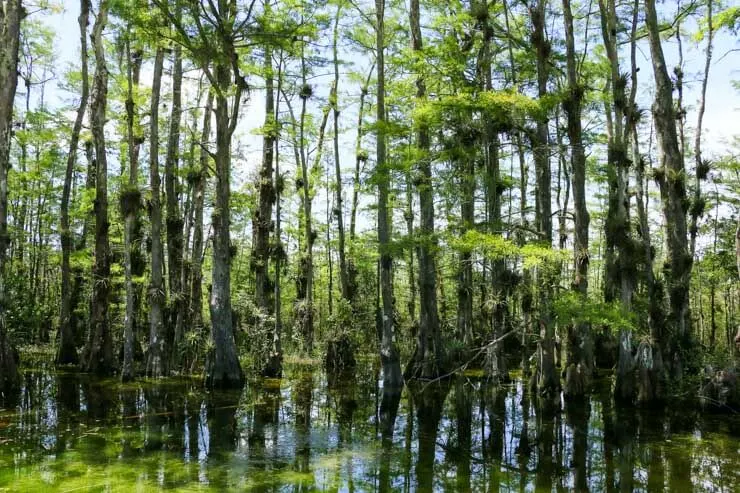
0, 367, 738, 491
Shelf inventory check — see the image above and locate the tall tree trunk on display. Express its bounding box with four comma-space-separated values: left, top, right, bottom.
205, 42, 245, 389
70, 141, 97, 348
406, 0, 444, 380
503, 0, 532, 376
645, 0, 693, 381
478, 3, 508, 383
254, 46, 275, 316
376, 0, 403, 390
254, 41, 280, 377
146, 47, 167, 378
531, 1, 552, 244
273, 55, 284, 345
166, 19, 185, 362
626, 0, 664, 405
83, 0, 114, 376
404, 174, 415, 321
689, 0, 713, 258
350, 66, 373, 242
189, 90, 212, 344
599, 0, 638, 403
0, 0, 23, 394
121, 35, 143, 381
331, 6, 350, 303
295, 94, 329, 354
530, 0, 558, 396
457, 150, 475, 354
561, 0, 592, 398
485, 132, 509, 383
57, 0, 90, 367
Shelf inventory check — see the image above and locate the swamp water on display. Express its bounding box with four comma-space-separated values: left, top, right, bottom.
0, 364, 738, 492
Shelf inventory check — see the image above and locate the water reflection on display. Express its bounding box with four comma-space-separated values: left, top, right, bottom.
0, 367, 738, 491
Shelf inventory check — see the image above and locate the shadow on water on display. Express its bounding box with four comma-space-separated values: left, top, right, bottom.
0, 365, 738, 491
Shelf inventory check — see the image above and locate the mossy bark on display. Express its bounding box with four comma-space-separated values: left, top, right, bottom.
146, 48, 167, 378
646, 0, 694, 383
561, 0, 593, 398
165, 33, 185, 365
529, 0, 557, 397
57, 0, 90, 368
405, 0, 444, 381
189, 92, 212, 338
0, 0, 23, 394
205, 57, 245, 390
375, 0, 403, 391
82, 1, 114, 376
120, 35, 143, 382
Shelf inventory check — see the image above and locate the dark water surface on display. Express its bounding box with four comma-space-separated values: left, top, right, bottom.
0, 364, 738, 492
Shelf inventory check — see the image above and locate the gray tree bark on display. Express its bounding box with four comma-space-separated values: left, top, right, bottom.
146, 47, 167, 378
166, 19, 185, 363
645, 0, 693, 384
189, 90, 212, 340
0, 0, 23, 393
529, 0, 558, 396
205, 6, 246, 387
561, 0, 593, 398
83, 0, 114, 376
121, 34, 143, 381
689, 0, 713, 258
58, 0, 90, 367
376, 0, 403, 390
406, 0, 444, 380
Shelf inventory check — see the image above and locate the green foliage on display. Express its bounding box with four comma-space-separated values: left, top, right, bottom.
554, 292, 637, 332
715, 5, 740, 34
450, 230, 566, 269
414, 90, 545, 131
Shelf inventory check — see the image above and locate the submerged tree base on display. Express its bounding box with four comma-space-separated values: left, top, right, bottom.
700, 366, 740, 412
0, 329, 18, 397
325, 334, 355, 376
55, 342, 79, 368
205, 351, 244, 390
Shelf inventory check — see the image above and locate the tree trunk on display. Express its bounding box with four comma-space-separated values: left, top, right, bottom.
254, 43, 280, 377
189, 90, 212, 347
376, 0, 403, 390
83, 0, 114, 376
406, 0, 444, 381
331, 7, 350, 303
529, 0, 557, 396
689, 0, 713, 258
484, 132, 509, 383
645, 0, 693, 380
350, 67, 373, 243
273, 57, 284, 348
736, 216, 740, 280
166, 28, 185, 363
254, 46, 275, 315
404, 175, 415, 321
598, 0, 640, 403
0, 0, 23, 394
477, 5, 508, 383
294, 97, 328, 354
146, 47, 167, 378
67, 141, 97, 348
457, 149, 475, 354
57, 0, 90, 367
205, 53, 245, 390
531, 2, 552, 245
121, 34, 143, 381
561, 0, 592, 398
